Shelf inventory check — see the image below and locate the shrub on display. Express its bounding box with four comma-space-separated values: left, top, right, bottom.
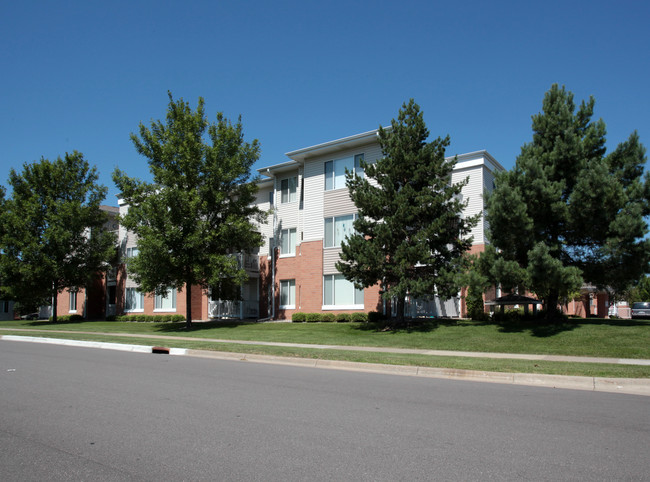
172, 314, 185, 322
335, 313, 351, 323
106, 315, 116, 321
292, 312, 306, 322
368, 311, 384, 323
321, 313, 336, 322
351, 312, 368, 323
306, 313, 322, 322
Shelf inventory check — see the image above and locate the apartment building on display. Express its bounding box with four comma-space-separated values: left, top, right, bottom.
255, 130, 503, 320
105, 129, 503, 321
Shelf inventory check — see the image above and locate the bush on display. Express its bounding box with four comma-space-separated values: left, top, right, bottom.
106, 315, 116, 321
321, 313, 336, 322
367, 311, 384, 323
351, 312, 368, 323
49, 314, 84, 322
172, 314, 185, 322
292, 312, 306, 322
336, 313, 351, 323
306, 313, 322, 322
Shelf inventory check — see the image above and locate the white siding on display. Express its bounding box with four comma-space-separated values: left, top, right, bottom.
453, 163, 485, 245
275, 170, 301, 246
323, 247, 343, 274
254, 185, 274, 256
302, 142, 382, 242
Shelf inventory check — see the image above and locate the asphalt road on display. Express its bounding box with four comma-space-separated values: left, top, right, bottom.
1, 340, 648, 481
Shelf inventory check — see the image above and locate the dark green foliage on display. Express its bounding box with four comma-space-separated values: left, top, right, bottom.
321, 313, 336, 322
485, 85, 650, 315
114, 93, 264, 328
350, 312, 368, 323
0, 152, 116, 323
49, 314, 84, 323
335, 313, 351, 323
292, 312, 306, 322
465, 286, 485, 320
627, 276, 650, 304
305, 313, 322, 322
338, 100, 478, 323
367, 311, 384, 324
114, 314, 184, 322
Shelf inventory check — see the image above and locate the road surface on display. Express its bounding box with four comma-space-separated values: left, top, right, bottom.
1, 340, 648, 480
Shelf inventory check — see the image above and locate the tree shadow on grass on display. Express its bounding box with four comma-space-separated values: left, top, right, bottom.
354, 318, 465, 334
152, 319, 256, 333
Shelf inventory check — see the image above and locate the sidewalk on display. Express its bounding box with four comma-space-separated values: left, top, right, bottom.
2, 331, 650, 397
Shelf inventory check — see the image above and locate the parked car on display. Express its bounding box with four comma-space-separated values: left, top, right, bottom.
19, 312, 39, 320
630, 302, 650, 319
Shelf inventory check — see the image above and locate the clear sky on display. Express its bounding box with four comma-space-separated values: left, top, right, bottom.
1, 0, 648, 204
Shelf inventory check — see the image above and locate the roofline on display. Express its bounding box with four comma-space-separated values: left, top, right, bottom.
285, 127, 391, 162
452, 150, 505, 173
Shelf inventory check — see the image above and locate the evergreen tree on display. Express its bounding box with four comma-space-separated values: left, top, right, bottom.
338, 99, 479, 324
113, 92, 264, 328
0, 152, 116, 322
486, 84, 650, 316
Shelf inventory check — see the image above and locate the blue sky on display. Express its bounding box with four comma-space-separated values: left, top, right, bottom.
1, 0, 648, 203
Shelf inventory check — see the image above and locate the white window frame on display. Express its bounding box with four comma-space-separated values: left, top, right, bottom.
323, 274, 364, 310
280, 176, 297, 204
324, 153, 364, 191
154, 288, 177, 312
280, 228, 297, 256
324, 214, 357, 248
69, 290, 78, 313
280, 279, 296, 309
125, 287, 144, 312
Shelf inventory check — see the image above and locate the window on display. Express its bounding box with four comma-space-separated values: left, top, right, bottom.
125, 247, 139, 265
69, 290, 77, 312
2, 300, 10, 313
323, 274, 364, 308
324, 214, 357, 248
281, 176, 297, 203
125, 288, 144, 311
269, 190, 274, 206
280, 280, 296, 308
324, 154, 364, 191
280, 228, 297, 255
155, 288, 177, 311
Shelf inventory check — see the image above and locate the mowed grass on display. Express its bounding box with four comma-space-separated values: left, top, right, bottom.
1, 330, 648, 378
1, 317, 649, 359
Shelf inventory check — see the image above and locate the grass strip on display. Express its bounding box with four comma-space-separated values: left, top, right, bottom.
4, 330, 649, 379
1, 318, 649, 359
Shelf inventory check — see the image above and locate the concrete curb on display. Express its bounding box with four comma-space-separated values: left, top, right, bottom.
3, 335, 649, 396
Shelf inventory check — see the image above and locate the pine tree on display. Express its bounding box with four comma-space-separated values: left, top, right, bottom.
0, 152, 116, 322
113, 92, 264, 328
486, 84, 650, 316
338, 99, 479, 324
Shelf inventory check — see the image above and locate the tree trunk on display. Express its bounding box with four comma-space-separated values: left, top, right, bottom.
395, 296, 405, 326
185, 282, 192, 329
545, 289, 560, 321
52, 292, 58, 323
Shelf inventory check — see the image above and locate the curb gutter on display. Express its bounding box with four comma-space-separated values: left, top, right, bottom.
3, 335, 649, 397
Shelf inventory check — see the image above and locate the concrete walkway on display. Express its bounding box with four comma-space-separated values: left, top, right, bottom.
1, 327, 649, 366
2, 332, 650, 397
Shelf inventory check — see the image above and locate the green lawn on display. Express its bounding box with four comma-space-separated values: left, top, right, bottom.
1, 317, 649, 359
1, 329, 648, 378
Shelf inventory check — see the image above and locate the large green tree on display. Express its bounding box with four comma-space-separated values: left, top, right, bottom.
485, 84, 650, 315
338, 99, 479, 323
0, 152, 116, 322
113, 92, 264, 328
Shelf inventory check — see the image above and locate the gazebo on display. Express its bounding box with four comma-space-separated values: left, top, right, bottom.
484, 293, 542, 315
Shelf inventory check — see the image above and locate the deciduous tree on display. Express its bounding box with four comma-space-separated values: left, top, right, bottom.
0, 152, 116, 322
113, 93, 264, 328
338, 99, 478, 324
